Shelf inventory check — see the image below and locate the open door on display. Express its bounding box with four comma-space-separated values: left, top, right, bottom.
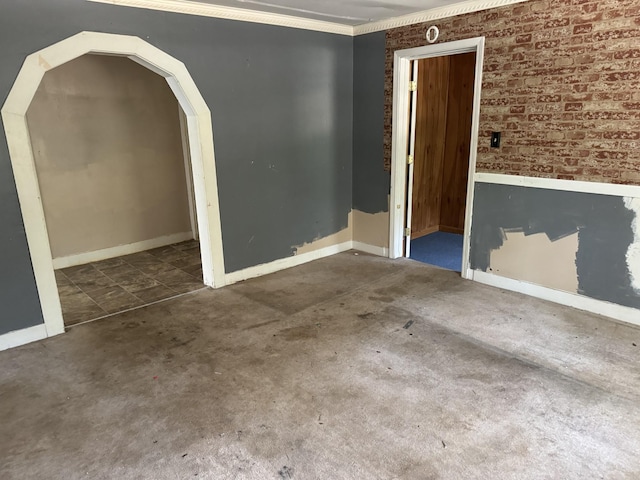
405, 52, 476, 267
404, 60, 419, 258
389, 37, 485, 279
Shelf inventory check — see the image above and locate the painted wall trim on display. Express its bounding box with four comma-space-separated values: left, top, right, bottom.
475, 173, 640, 198
52, 231, 194, 269
225, 241, 387, 285
87, 0, 353, 36
86, 0, 529, 36
352, 0, 529, 35
1, 31, 226, 344
0, 324, 48, 352
472, 270, 640, 328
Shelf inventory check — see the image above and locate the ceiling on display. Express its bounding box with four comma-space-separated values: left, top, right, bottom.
190, 0, 472, 26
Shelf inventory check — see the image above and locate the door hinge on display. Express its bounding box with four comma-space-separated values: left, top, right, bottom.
409, 81, 417, 92
407, 155, 414, 165
404, 227, 411, 236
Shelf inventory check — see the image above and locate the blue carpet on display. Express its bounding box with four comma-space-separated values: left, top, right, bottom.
410, 231, 463, 272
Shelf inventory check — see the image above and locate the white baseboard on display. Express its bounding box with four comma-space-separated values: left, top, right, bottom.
352, 241, 388, 257
225, 240, 389, 285
52, 232, 194, 269
0, 324, 48, 351
225, 241, 353, 285
472, 270, 640, 327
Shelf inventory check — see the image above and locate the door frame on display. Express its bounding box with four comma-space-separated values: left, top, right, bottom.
1, 31, 226, 339
389, 37, 485, 279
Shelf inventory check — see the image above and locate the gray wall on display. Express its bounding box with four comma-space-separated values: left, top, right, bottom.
0, 0, 353, 335
470, 183, 640, 309
352, 32, 389, 214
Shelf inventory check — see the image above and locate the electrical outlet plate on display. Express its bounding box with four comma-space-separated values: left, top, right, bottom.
491, 132, 501, 148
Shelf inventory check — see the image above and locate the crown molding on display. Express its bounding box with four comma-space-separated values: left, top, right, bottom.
87, 0, 354, 36
352, 0, 529, 35
88, 0, 531, 37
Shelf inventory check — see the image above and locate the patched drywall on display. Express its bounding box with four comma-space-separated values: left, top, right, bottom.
354, 209, 389, 248
293, 209, 390, 254
471, 183, 640, 310
489, 231, 579, 293
294, 212, 352, 255
27, 54, 192, 259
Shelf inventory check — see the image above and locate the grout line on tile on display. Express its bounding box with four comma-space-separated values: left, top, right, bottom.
59, 240, 203, 325
66, 286, 210, 328
62, 270, 108, 314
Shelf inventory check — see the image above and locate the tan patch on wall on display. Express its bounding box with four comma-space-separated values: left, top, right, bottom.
294, 212, 353, 255
384, 0, 640, 184
27, 54, 192, 259
489, 231, 579, 293
354, 210, 389, 248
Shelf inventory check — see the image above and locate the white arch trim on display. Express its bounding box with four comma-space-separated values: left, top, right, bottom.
1, 31, 226, 341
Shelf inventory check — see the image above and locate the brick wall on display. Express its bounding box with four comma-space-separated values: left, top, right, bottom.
384, 0, 640, 183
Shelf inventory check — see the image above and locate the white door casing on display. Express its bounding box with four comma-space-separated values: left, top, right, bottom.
404, 60, 419, 258
1, 31, 226, 338
389, 37, 485, 278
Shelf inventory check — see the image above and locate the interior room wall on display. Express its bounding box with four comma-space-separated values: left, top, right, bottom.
350, 0, 639, 313
27, 54, 192, 261
0, 0, 353, 336
470, 183, 640, 310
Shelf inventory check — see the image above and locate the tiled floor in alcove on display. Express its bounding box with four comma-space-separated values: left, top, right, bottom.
55, 240, 204, 326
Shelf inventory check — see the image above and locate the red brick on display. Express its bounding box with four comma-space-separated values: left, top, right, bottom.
593, 151, 629, 160
565, 103, 584, 111
545, 18, 570, 28
593, 29, 640, 42
613, 49, 640, 60
603, 131, 640, 140
528, 114, 553, 121
573, 24, 593, 34
535, 40, 561, 49
537, 94, 562, 102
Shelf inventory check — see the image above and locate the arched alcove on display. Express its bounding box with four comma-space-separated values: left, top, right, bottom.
1, 31, 226, 338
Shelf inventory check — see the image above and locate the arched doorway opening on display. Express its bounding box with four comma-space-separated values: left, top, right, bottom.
1, 32, 226, 338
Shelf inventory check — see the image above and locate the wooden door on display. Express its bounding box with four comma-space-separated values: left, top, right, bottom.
440, 52, 476, 233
